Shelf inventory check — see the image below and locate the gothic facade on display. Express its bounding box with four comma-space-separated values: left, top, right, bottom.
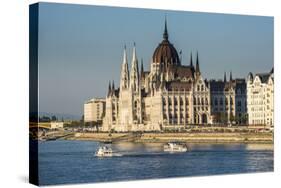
102, 20, 248, 132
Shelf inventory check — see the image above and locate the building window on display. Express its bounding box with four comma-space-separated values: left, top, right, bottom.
220, 98, 223, 105
180, 98, 183, 105
238, 101, 241, 107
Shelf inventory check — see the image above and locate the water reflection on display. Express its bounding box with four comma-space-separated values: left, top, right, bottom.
245, 144, 273, 150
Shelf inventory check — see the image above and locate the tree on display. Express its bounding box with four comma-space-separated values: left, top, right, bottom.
51, 115, 57, 121
240, 113, 248, 124
221, 112, 228, 124
39, 116, 51, 122
235, 115, 241, 124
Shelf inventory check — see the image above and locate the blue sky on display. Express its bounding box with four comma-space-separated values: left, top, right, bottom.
36, 2, 273, 116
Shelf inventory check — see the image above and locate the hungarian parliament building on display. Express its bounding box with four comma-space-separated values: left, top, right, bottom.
98, 19, 274, 132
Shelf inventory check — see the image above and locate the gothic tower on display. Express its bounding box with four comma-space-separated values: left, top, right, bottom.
120, 46, 130, 91
195, 51, 201, 78
130, 43, 140, 92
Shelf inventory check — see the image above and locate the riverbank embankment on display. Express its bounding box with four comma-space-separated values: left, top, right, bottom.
67, 132, 273, 144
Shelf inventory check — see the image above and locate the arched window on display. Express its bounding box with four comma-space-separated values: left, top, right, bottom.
215, 98, 218, 106
201, 85, 204, 91
198, 97, 201, 105
205, 98, 208, 105
180, 98, 183, 105
197, 85, 200, 91
201, 98, 204, 105
174, 98, 178, 106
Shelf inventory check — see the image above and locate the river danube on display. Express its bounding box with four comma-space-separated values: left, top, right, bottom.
38, 140, 273, 185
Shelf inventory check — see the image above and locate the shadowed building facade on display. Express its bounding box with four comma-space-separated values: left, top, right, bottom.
209, 74, 247, 125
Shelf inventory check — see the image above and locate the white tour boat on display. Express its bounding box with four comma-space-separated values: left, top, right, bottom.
163, 142, 188, 152
95, 146, 122, 157
95, 146, 113, 157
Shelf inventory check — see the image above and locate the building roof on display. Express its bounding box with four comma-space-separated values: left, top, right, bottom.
173, 65, 195, 79
209, 80, 225, 92
256, 73, 272, 83
85, 98, 106, 104
210, 79, 246, 94
152, 19, 180, 66
166, 81, 192, 91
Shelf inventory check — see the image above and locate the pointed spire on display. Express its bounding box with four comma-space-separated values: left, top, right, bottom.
120, 45, 129, 91
141, 58, 144, 77
190, 52, 193, 67
163, 15, 168, 40
122, 45, 128, 64
112, 80, 115, 90
107, 81, 111, 97
130, 43, 139, 92
270, 67, 274, 74
179, 50, 182, 63
195, 51, 200, 73
111, 80, 115, 96
132, 42, 137, 62
224, 72, 227, 83
230, 71, 233, 82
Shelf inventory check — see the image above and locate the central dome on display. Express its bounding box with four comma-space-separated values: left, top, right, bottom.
152, 19, 180, 66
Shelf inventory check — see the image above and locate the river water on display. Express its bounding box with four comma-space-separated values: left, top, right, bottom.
38, 140, 273, 185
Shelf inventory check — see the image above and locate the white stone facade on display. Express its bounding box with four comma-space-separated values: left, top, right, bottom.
247, 70, 274, 127
100, 20, 272, 132
84, 98, 106, 123
50, 122, 64, 129
102, 20, 213, 132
